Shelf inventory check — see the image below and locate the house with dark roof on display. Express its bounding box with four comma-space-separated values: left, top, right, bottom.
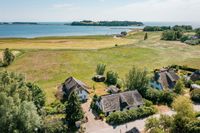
57, 77, 89, 101
150, 68, 179, 90
96, 90, 143, 116
190, 70, 200, 82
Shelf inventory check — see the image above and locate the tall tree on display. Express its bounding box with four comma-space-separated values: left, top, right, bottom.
0, 71, 43, 133
65, 91, 84, 128
172, 96, 195, 133
3, 48, 15, 66
125, 66, 149, 96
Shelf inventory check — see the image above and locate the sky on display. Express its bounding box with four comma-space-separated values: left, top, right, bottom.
0, 0, 200, 22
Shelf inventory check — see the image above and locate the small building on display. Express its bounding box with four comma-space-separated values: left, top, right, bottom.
57, 77, 89, 101
96, 90, 143, 116
151, 68, 179, 90
191, 84, 200, 90
107, 85, 120, 94
190, 70, 200, 82
93, 75, 106, 82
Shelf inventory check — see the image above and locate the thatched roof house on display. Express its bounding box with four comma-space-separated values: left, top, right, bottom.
97, 90, 143, 115
151, 68, 179, 90
56, 77, 89, 101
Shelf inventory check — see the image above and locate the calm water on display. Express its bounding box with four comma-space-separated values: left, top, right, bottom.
0, 22, 199, 38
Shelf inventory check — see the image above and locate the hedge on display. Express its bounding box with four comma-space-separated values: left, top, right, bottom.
170, 65, 198, 72
106, 106, 157, 125
191, 89, 200, 103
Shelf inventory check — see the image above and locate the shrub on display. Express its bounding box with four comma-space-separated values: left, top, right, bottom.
45, 101, 65, 115
3, 48, 15, 66
143, 99, 153, 107
185, 39, 200, 45
172, 25, 193, 31
174, 80, 184, 94
43, 120, 67, 133
191, 89, 200, 103
106, 106, 156, 125
145, 88, 175, 105
143, 26, 170, 31
180, 35, 190, 42
96, 63, 106, 75
106, 71, 118, 85
195, 80, 200, 85
161, 30, 183, 41
145, 88, 163, 104
195, 28, 200, 37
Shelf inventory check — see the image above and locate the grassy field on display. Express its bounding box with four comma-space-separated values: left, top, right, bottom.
0, 35, 136, 50
1, 31, 200, 104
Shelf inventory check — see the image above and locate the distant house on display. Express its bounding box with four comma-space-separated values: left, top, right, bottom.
96, 90, 143, 116
107, 85, 120, 94
190, 70, 200, 82
57, 77, 89, 101
151, 68, 179, 90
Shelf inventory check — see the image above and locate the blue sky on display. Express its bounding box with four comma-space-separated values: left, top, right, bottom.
0, 0, 200, 22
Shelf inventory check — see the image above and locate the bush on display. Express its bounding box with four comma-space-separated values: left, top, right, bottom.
145, 88, 175, 105
172, 25, 193, 31
185, 39, 200, 45
96, 63, 106, 75
106, 71, 118, 85
195, 80, 200, 85
45, 101, 65, 115
3, 48, 15, 66
43, 120, 67, 133
161, 30, 183, 41
143, 99, 153, 107
143, 26, 170, 31
195, 28, 200, 37
180, 35, 190, 42
106, 106, 156, 125
145, 88, 163, 104
191, 89, 200, 103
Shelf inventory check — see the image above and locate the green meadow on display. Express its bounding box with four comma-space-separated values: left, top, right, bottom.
1, 31, 200, 104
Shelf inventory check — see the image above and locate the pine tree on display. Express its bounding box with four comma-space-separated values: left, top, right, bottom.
65, 91, 84, 128
144, 32, 148, 40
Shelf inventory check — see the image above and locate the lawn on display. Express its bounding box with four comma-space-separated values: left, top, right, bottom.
2, 31, 200, 104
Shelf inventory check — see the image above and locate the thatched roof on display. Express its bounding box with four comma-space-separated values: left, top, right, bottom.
100, 90, 143, 113
158, 68, 179, 89
190, 70, 200, 82
107, 85, 120, 94
57, 77, 89, 99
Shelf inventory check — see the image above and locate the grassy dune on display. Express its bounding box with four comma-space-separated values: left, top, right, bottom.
1, 31, 200, 103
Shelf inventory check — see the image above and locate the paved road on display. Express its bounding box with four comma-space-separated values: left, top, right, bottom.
82, 101, 200, 133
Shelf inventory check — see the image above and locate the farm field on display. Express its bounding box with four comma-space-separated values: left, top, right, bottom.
1, 31, 200, 104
